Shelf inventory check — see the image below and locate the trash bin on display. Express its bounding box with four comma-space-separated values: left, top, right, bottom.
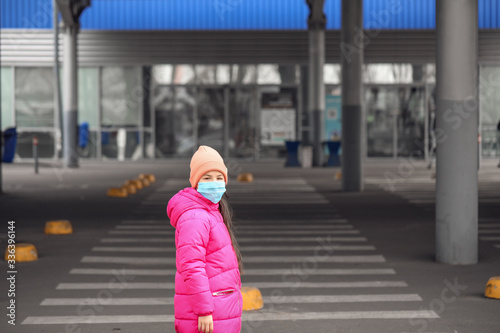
79, 122, 89, 148
2, 127, 17, 163
284, 140, 301, 167
323, 140, 341, 167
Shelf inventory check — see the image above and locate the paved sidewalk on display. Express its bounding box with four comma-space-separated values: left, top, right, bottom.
0, 159, 499, 333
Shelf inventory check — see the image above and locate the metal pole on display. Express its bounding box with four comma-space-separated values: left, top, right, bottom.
307, 0, 326, 167
62, 25, 79, 168
435, 0, 478, 265
223, 86, 230, 158
341, 0, 364, 191
33, 136, 39, 174
53, 0, 63, 159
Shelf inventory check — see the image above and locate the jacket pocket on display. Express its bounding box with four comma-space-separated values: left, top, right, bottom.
212, 289, 235, 296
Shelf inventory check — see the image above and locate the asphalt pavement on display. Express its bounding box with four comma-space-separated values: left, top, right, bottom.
0, 158, 499, 333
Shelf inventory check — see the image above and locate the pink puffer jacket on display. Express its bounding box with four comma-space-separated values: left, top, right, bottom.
167, 187, 242, 333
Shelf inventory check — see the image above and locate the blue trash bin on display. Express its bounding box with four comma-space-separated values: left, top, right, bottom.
2, 127, 17, 163
79, 122, 89, 148
284, 140, 301, 167
323, 140, 341, 167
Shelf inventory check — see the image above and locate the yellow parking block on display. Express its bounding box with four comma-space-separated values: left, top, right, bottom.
108, 188, 128, 197
241, 286, 263, 310
237, 173, 254, 183
126, 180, 143, 190
4, 243, 38, 262
139, 173, 156, 183
485, 276, 500, 299
45, 220, 73, 235
335, 171, 342, 180
141, 178, 151, 187
122, 184, 137, 195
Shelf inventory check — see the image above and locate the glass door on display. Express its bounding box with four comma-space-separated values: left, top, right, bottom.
228, 86, 258, 159
395, 86, 426, 157
365, 86, 397, 157
197, 87, 224, 154
365, 85, 427, 158
153, 86, 196, 157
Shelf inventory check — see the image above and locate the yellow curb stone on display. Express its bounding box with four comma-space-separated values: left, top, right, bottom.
241, 286, 263, 310
108, 188, 128, 197
126, 180, 143, 190
122, 184, 137, 195
237, 173, 254, 183
140, 173, 156, 183
5, 243, 38, 262
45, 220, 73, 235
141, 178, 151, 187
485, 276, 500, 299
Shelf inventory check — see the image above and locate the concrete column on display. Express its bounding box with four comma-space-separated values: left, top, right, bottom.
62, 25, 79, 168
435, 0, 478, 265
300, 65, 309, 143
307, 0, 326, 167
341, 0, 364, 191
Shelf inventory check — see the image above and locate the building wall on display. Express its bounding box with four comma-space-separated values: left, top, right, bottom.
2, 29, 500, 67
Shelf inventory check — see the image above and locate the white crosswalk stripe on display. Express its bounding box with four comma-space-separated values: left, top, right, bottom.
56, 280, 407, 290
22, 310, 440, 325
100, 236, 368, 242
108, 229, 360, 235
91, 245, 377, 252
80, 254, 385, 264
69, 268, 396, 276
40, 294, 422, 306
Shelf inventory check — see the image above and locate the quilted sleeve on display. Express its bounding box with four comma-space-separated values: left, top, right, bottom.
176, 216, 214, 316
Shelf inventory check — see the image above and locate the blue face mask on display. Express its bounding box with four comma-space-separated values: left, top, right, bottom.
197, 181, 226, 204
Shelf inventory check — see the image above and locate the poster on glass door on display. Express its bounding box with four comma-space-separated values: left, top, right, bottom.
325, 95, 342, 141
260, 92, 296, 146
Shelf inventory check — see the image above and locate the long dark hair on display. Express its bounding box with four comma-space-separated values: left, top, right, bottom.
219, 195, 244, 274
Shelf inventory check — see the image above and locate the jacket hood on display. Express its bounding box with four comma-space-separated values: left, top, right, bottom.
167, 187, 219, 228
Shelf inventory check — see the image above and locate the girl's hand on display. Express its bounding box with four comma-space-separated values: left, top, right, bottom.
198, 314, 213, 333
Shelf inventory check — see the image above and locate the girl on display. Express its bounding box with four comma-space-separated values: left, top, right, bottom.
167, 145, 244, 333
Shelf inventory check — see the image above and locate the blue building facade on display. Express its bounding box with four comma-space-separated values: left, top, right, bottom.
2, 0, 499, 30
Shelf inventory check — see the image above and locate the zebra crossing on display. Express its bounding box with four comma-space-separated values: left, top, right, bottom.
367, 177, 500, 251
21, 178, 449, 332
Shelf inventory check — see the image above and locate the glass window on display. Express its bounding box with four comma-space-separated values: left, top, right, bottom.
78, 67, 99, 128
15, 131, 55, 158
395, 86, 426, 157
257, 64, 281, 84
1, 67, 14, 130
363, 64, 413, 84
172, 65, 196, 84
15, 67, 54, 127
216, 65, 231, 84
152, 65, 174, 85
195, 65, 217, 84
365, 86, 397, 157
154, 86, 196, 157
480, 65, 500, 157
101, 66, 141, 126
229, 87, 258, 158
198, 88, 224, 153
324, 64, 341, 84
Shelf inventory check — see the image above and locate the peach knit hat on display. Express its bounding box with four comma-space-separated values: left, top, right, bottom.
189, 145, 228, 188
